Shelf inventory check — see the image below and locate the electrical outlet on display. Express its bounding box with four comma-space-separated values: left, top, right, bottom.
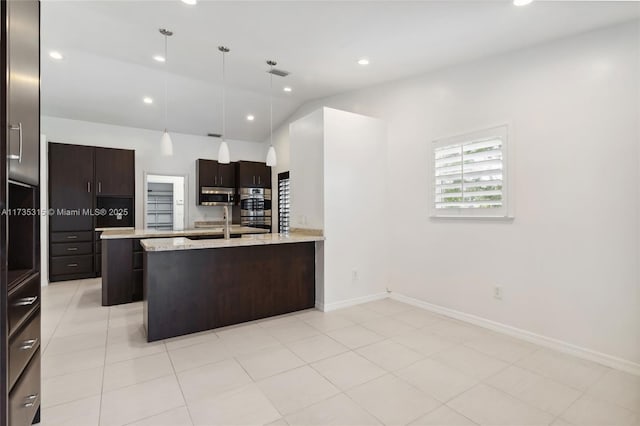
352, 269, 358, 282
494, 286, 503, 300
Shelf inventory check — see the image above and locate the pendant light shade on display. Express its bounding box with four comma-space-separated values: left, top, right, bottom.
266, 145, 277, 167
218, 140, 230, 164
160, 130, 173, 156
159, 28, 174, 156
266, 60, 278, 167
218, 46, 231, 164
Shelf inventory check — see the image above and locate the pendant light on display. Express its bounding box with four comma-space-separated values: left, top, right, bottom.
265, 60, 277, 167
159, 28, 174, 156
217, 46, 231, 164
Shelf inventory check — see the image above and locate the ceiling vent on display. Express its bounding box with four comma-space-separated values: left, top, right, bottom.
267, 68, 290, 77
207, 133, 222, 138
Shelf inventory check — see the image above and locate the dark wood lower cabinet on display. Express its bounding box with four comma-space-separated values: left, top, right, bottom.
144, 242, 316, 341
6, 274, 40, 426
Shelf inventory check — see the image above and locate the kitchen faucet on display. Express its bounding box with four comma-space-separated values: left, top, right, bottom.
223, 205, 231, 240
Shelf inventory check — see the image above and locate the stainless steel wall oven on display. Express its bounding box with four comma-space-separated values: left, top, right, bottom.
238, 187, 271, 229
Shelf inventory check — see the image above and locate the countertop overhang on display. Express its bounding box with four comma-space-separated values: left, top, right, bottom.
100, 226, 269, 240
140, 233, 324, 252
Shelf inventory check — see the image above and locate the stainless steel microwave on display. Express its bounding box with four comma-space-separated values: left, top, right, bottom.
199, 187, 235, 206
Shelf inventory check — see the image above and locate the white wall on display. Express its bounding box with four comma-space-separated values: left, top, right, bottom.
323, 108, 388, 305
289, 108, 388, 307
289, 109, 325, 230
272, 21, 640, 366
41, 116, 267, 227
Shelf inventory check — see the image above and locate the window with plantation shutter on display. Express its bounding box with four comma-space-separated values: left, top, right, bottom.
278, 171, 290, 233
432, 125, 510, 218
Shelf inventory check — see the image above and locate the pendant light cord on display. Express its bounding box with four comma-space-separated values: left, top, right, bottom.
222, 50, 226, 141
270, 64, 273, 146
164, 33, 168, 132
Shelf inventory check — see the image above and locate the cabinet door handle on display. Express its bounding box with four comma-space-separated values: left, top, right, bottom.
220, 176, 223, 186
13, 296, 38, 307
214, 176, 217, 185
258, 176, 261, 185
87, 181, 91, 193
19, 338, 38, 351
67, 263, 79, 267
22, 394, 38, 408
98, 182, 102, 193
253, 176, 256, 185
67, 235, 78, 239
8, 123, 23, 163
67, 247, 78, 251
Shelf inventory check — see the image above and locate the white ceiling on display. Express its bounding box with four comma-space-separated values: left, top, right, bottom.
41, 0, 639, 142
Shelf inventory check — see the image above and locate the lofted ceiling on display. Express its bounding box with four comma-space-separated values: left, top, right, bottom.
41, 0, 639, 142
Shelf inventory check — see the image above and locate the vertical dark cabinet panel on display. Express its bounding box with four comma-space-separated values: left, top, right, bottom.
95, 147, 134, 197
3, 1, 41, 424
101, 239, 133, 306
48, 143, 94, 232
7, 0, 39, 186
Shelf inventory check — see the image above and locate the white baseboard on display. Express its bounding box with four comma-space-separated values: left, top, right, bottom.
390, 292, 640, 376
317, 292, 388, 312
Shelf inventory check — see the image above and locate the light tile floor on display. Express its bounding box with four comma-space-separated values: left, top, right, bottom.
39, 278, 639, 426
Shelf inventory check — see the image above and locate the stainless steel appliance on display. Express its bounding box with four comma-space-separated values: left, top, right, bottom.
237, 187, 272, 230
199, 187, 235, 206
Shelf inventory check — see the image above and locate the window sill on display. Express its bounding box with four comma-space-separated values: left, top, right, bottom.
430, 215, 515, 222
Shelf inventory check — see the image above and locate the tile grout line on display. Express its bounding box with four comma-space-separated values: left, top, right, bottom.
96, 298, 112, 426
166, 341, 197, 426
40, 281, 82, 354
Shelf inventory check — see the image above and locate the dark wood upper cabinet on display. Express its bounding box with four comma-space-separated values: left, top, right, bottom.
237, 161, 271, 188
49, 143, 94, 232
95, 147, 135, 197
196, 159, 217, 188
218, 163, 235, 188
254, 162, 272, 188
196, 159, 236, 189
7, 0, 39, 186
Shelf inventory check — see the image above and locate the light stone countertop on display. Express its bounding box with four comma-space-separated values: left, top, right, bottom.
100, 226, 269, 240
140, 233, 324, 252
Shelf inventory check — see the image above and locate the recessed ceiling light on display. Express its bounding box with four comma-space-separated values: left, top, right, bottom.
357, 58, 370, 66
513, 0, 533, 5
143, 97, 153, 104
181, 0, 197, 4
49, 51, 63, 60
283, 86, 292, 93
246, 115, 255, 121
153, 55, 166, 62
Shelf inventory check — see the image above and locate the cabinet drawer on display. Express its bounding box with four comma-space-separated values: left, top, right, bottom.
9, 352, 40, 426
50, 231, 92, 243
50, 242, 92, 257
9, 311, 40, 389
8, 274, 40, 336
50, 255, 93, 276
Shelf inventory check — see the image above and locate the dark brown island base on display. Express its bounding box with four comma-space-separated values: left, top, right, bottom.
100, 226, 269, 306
140, 234, 324, 342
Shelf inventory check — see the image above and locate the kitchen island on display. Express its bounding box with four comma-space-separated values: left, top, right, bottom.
100, 226, 269, 306
141, 233, 324, 342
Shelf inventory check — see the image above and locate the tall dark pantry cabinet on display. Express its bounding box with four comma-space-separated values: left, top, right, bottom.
1, 1, 42, 426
